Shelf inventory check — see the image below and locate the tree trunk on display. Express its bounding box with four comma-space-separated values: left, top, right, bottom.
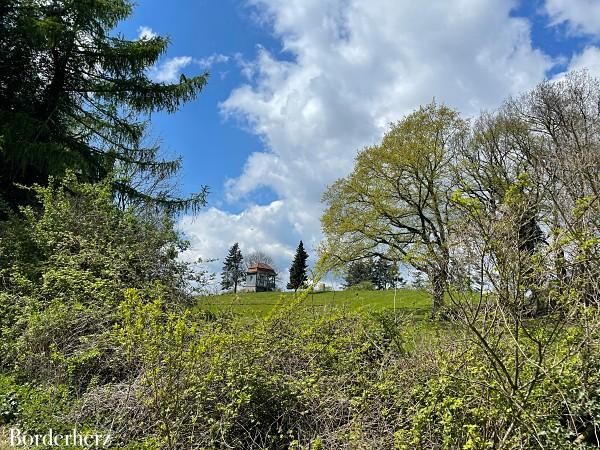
429, 267, 447, 317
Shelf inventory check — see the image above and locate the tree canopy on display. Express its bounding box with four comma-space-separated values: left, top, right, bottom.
0, 0, 208, 212
322, 103, 468, 313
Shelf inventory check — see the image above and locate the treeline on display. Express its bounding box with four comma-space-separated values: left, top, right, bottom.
323, 72, 600, 318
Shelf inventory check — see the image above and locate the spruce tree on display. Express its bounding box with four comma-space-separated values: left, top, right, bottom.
0, 0, 208, 212
344, 259, 372, 287
221, 243, 244, 293
371, 257, 395, 290
287, 240, 308, 292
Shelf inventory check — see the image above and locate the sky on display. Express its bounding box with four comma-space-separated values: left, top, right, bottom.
120, 0, 600, 287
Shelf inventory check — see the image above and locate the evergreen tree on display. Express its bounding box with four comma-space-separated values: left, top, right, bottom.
344, 259, 372, 287
371, 258, 396, 290
287, 241, 308, 292
412, 270, 425, 289
221, 243, 244, 293
0, 0, 208, 212
344, 257, 398, 289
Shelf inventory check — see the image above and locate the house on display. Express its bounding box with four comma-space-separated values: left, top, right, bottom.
245, 263, 277, 292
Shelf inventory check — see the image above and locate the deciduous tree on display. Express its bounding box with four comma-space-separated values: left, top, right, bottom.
322, 103, 468, 314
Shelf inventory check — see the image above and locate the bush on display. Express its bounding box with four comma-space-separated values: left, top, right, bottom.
0, 373, 72, 432
2, 286, 600, 448
0, 175, 196, 384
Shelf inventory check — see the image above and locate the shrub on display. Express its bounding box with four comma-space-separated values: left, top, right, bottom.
0, 175, 197, 385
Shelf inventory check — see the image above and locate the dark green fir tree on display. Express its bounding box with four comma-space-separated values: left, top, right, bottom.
0, 0, 208, 212
221, 243, 244, 293
287, 240, 308, 292
371, 257, 396, 290
344, 259, 372, 288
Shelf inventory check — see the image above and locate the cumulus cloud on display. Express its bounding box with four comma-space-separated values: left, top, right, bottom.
545, 0, 600, 37
148, 54, 230, 85
137, 25, 157, 40
180, 0, 558, 287
195, 53, 230, 69
149, 56, 193, 83
564, 46, 600, 78
179, 202, 299, 283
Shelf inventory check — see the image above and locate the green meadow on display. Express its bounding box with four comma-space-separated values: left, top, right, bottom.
196, 288, 432, 318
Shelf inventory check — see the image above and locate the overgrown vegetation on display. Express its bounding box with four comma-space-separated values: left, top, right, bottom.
0, 0, 599, 448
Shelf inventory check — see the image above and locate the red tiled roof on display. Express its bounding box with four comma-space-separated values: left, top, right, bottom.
247, 262, 276, 274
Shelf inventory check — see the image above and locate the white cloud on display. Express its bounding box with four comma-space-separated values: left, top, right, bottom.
178, 202, 300, 285
148, 54, 230, 85
137, 25, 157, 40
180, 0, 556, 288
195, 53, 230, 69
562, 46, 600, 78
149, 56, 193, 83
545, 0, 600, 37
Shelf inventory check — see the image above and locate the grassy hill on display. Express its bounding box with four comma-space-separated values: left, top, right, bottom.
195, 288, 432, 318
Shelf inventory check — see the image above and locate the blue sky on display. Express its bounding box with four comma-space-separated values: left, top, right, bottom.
119, 0, 281, 209
119, 0, 600, 285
